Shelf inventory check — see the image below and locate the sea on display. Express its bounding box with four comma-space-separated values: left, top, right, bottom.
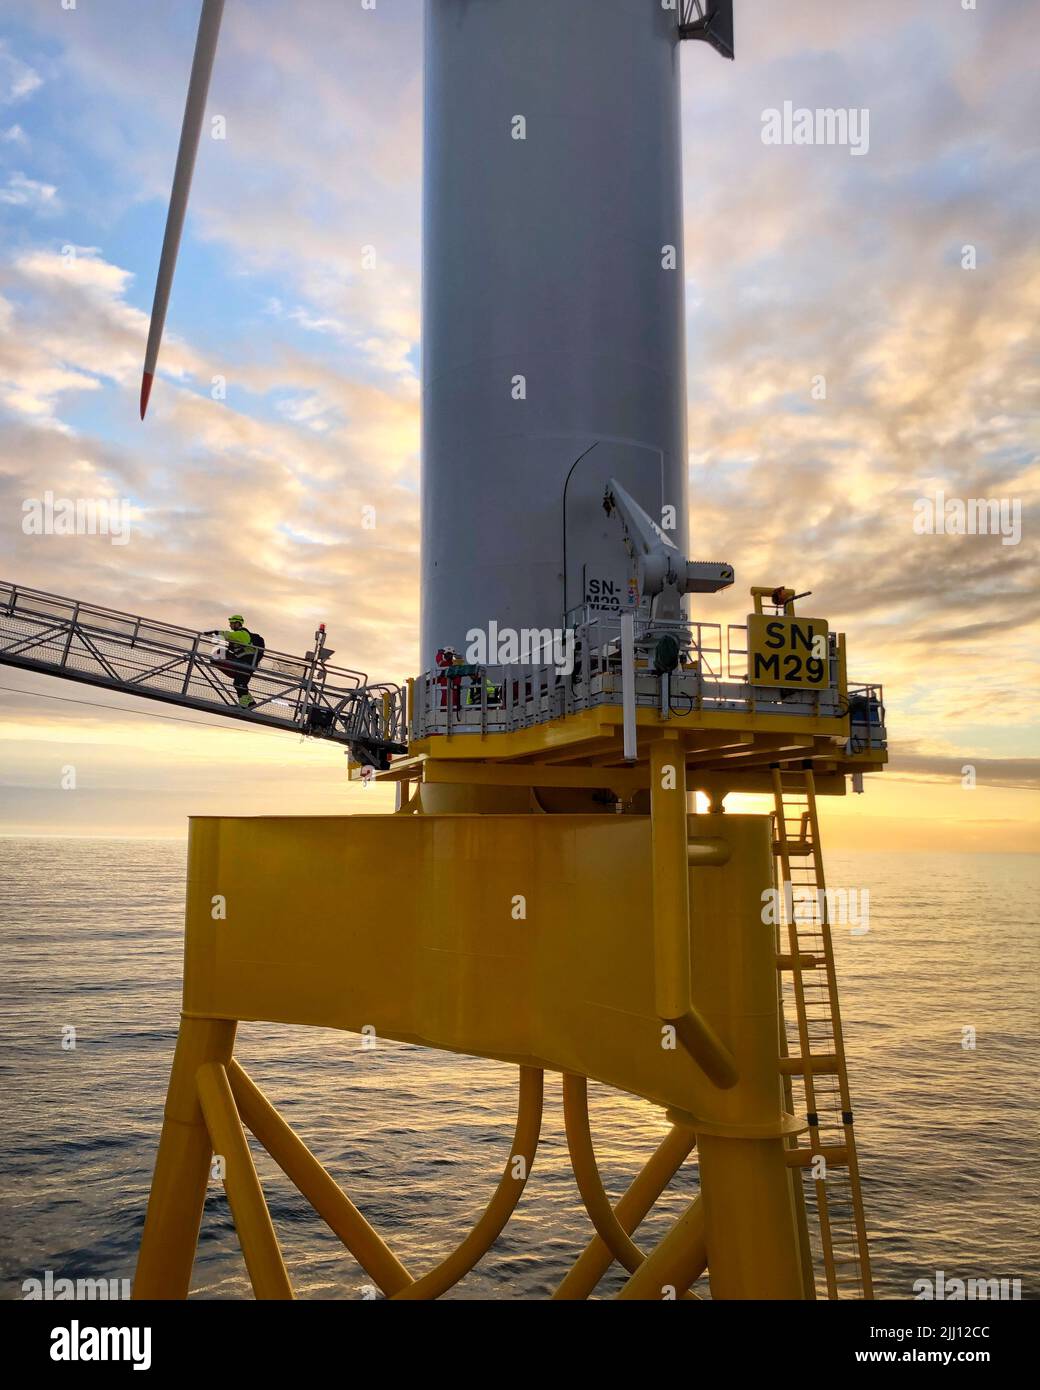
1, 838, 1036, 1300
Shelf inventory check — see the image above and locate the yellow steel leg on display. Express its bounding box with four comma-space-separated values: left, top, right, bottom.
227, 1059, 412, 1297
617, 1195, 707, 1300
688, 813, 806, 1298
133, 1015, 236, 1299
554, 1122, 697, 1300
649, 738, 737, 1089
698, 1137, 804, 1298
196, 1062, 293, 1300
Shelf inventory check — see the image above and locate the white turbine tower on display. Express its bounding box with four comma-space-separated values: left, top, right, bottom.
139, 0, 734, 658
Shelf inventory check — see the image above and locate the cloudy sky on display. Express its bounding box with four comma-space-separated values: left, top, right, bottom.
0, 0, 1036, 848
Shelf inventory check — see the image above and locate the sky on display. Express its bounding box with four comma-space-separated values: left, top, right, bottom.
0, 0, 1037, 849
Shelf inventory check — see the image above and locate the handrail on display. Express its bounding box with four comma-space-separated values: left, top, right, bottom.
409, 615, 877, 747
0, 579, 368, 687
0, 577, 406, 756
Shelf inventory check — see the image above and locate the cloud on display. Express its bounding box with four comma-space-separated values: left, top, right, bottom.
675, 0, 1040, 760
0, 42, 42, 105
0, 171, 58, 210
0, 234, 419, 684
886, 746, 1040, 792
0, 248, 149, 427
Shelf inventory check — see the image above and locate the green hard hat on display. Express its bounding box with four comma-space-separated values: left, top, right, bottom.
229, 614, 244, 624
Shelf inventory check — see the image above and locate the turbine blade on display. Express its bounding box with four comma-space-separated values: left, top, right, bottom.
140, 0, 226, 418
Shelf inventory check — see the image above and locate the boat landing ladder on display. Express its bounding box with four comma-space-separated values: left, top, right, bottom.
772, 763, 874, 1299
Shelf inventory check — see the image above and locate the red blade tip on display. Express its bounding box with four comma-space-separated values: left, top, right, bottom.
140, 371, 154, 420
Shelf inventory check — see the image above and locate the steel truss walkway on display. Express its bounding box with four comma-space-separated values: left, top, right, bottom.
0, 582, 406, 767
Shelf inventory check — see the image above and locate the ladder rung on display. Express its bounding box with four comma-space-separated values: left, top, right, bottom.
779, 1053, 840, 1075
785, 1145, 849, 1168
773, 841, 815, 857
776, 952, 823, 971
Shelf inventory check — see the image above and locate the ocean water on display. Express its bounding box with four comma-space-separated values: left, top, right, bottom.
0, 837, 1036, 1301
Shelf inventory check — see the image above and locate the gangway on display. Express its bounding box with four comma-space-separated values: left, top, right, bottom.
0, 581, 407, 769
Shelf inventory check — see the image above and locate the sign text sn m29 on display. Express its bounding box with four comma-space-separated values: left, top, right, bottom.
747, 614, 830, 688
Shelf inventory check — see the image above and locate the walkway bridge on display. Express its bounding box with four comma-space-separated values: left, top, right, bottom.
0, 581, 406, 768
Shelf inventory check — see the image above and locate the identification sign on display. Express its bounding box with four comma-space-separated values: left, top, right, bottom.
747, 614, 830, 688
583, 569, 641, 613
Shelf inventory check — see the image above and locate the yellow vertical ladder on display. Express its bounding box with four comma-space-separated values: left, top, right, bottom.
771, 763, 874, 1299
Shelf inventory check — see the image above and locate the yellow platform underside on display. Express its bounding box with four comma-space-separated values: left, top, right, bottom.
369, 701, 885, 797
185, 810, 791, 1139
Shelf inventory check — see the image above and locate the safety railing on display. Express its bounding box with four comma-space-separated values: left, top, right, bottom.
845, 684, 886, 755
411, 613, 882, 745
0, 580, 406, 758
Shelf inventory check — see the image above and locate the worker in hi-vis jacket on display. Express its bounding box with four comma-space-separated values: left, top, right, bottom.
203, 614, 258, 708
